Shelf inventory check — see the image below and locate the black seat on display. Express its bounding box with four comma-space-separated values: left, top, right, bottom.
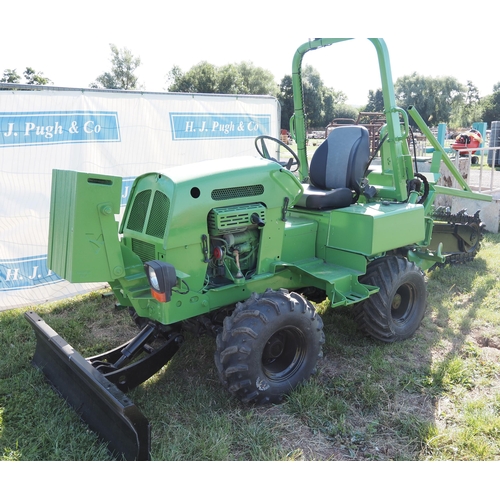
296, 125, 370, 210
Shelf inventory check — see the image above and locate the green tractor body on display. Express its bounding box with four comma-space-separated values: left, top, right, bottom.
48, 155, 429, 323
27, 38, 492, 460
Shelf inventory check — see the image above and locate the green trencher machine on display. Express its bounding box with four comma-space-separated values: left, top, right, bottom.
26, 38, 492, 459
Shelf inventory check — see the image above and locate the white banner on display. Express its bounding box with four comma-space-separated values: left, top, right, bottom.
0, 87, 280, 310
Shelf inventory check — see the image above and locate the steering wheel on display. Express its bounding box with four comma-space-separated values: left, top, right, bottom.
254, 135, 300, 172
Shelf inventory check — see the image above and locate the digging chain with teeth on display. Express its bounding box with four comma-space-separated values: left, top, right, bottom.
431, 207, 485, 266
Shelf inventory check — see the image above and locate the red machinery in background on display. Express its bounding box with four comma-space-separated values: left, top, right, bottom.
451, 128, 482, 156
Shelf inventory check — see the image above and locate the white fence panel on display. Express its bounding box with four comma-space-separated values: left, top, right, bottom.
0, 86, 280, 310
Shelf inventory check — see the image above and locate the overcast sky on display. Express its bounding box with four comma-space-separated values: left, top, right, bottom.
3, 1, 498, 105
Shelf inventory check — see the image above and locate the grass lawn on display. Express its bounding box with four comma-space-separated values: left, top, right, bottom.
1, 231, 499, 461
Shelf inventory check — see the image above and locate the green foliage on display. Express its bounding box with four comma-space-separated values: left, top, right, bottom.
237, 61, 277, 95
278, 65, 347, 129
167, 61, 218, 93
278, 74, 294, 130
166, 61, 277, 96
364, 88, 384, 113
217, 63, 245, 94
1, 67, 51, 85
1, 69, 21, 83
395, 72, 465, 126
457, 80, 482, 127
481, 90, 500, 127
329, 102, 359, 121
90, 44, 141, 90
301, 65, 326, 128
23, 67, 51, 85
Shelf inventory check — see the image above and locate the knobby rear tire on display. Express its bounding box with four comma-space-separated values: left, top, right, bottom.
215, 288, 325, 405
354, 256, 427, 343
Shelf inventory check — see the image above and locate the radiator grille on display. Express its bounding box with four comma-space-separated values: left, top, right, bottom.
126, 190, 151, 233
146, 191, 170, 238
211, 184, 264, 201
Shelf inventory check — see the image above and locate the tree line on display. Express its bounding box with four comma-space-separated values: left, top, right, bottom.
3, 44, 500, 129
1, 67, 51, 85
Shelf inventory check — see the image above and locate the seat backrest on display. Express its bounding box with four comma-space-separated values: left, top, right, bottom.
309, 125, 370, 191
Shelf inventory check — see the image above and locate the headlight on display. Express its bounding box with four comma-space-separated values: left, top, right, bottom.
144, 260, 177, 303
148, 267, 160, 291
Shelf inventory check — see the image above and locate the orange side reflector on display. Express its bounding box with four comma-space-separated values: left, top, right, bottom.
151, 289, 167, 303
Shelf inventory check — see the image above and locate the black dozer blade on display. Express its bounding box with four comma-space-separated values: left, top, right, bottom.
26, 311, 151, 461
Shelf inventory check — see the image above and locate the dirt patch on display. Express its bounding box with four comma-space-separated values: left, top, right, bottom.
256, 405, 345, 460
475, 335, 500, 350
85, 296, 140, 347
88, 323, 138, 345
471, 330, 500, 362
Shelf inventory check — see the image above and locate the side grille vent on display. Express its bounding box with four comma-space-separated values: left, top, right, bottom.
211, 184, 264, 201
132, 239, 155, 263
208, 203, 266, 234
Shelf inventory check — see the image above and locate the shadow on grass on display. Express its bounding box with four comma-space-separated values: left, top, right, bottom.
284, 250, 499, 461
2, 243, 498, 460
423, 255, 498, 388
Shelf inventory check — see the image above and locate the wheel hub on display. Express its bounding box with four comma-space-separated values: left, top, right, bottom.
264, 334, 285, 361
392, 284, 413, 321
261, 327, 306, 381
392, 293, 402, 310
